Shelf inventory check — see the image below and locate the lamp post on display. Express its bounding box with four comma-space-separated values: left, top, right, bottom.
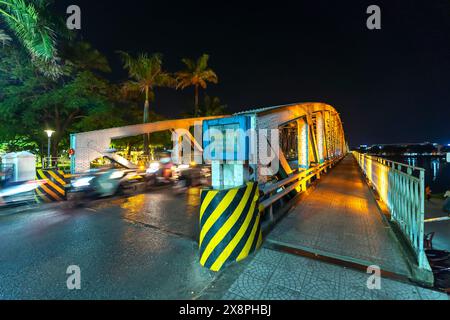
44, 130, 54, 168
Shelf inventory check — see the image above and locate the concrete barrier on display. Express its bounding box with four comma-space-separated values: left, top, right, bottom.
199, 182, 262, 271
35, 169, 70, 202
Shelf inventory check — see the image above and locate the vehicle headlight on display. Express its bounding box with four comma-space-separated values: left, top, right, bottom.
109, 171, 125, 179
146, 162, 160, 174
72, 176, 94, 188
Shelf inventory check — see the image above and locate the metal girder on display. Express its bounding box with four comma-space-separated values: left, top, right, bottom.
71, 116, 224, 173
254, 102, 346, 184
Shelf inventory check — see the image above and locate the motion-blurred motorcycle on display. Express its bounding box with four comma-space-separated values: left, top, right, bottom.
173, 164, 211, 194
66, 168, 144, 207
144, 157, 174, 187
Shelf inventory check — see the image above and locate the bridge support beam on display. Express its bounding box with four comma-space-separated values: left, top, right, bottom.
316, 112, 325, 164
297, 118, 309, 169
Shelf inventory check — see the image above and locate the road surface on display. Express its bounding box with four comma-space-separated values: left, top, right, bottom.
0, 188, 228, 299
0, 184, 447, 300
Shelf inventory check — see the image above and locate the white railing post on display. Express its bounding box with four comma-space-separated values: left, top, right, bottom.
352, 151, 429, 271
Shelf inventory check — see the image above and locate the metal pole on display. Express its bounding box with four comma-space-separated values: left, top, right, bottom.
47, 136, 51, 168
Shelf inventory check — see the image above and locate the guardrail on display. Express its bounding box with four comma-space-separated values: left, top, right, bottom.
259, 156, 344, 220
41, 157, 71, 170
352, 151, 427, 269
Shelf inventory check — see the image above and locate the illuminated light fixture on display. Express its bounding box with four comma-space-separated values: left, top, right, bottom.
44, 130, 55, 138
44, 129, 55, 168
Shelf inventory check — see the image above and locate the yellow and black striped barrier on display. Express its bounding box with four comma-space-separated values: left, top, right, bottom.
35, 169, 70, 202
199, 182, 262, 272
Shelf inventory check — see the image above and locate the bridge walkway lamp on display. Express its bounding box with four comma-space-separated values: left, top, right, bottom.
44, 130, 55, 168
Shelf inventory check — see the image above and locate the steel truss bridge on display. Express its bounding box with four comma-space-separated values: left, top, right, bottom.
69, 102, 432, 284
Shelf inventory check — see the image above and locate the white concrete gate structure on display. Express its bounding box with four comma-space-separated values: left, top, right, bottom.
70, 116, 224, 173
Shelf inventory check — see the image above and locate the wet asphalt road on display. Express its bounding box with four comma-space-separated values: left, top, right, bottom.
0, 188, 224, 299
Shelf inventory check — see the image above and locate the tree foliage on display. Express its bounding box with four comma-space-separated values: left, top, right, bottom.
0, 0, 61, 77
0, 44, 113, 156
0, 2, 224, 159
176, 54, 218, 116
118, 51, 175, 155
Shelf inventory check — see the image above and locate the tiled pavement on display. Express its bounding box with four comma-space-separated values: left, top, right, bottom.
221, 248, 448, 300
267, 155, 410, 276
220, 155, 448, 300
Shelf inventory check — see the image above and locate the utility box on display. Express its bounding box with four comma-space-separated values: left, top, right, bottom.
203, 115, 255, 189
1, 152, 36, 182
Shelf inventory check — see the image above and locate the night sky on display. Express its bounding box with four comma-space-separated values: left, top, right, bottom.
54, 0, 450, 148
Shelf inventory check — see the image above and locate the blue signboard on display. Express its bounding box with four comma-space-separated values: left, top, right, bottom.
203, 116, 251, 161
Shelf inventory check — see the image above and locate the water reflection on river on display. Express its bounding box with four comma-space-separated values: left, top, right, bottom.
386, 156, 450, 193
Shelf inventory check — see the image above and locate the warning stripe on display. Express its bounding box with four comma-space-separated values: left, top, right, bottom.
36, 170, 65, 196
209, 185, 259, 271
200, 185, 254, 265
202, 184, 257, 268
47, 170, 66, 186
237, 211, 261, 262
35, 169, 68, 202
200, 190, 218, 221
39, 182, 62, 201
35, 187, 51, 203
199, 188, 239, 247
199, 182, 262, 272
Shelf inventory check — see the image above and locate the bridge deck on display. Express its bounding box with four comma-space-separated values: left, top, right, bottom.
267, 154, 411, 276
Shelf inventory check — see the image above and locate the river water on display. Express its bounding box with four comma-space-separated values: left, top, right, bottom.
384, 155, 450, 194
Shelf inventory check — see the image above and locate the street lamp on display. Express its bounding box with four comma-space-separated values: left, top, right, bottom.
44, 130, 54, 168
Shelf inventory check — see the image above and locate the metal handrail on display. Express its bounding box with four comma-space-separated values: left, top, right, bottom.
259, 156, 344, 211
367, 154, 425, 179
41, 157, 71, 169
352, 151, 428, 269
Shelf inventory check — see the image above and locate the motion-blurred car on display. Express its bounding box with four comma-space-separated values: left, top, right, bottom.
66, 168, 144, 204
0, 180, 46, 208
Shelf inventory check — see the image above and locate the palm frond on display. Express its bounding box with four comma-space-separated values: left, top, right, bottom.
1, 0, 57, 61
118, 51, 174, 93
176, 53, 218, 90
197, 54, 209, 71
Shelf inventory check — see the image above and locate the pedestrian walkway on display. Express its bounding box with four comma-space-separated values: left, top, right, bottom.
219, 155, 448, 300
221, 248, 447, 300
268, 155, 410, 276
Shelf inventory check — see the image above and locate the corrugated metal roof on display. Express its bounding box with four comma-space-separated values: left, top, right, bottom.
233, 102, 311, 116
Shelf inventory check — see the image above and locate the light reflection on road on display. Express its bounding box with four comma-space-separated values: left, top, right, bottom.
90, 187, 202, 240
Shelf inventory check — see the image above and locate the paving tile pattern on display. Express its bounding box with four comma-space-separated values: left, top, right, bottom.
221, 156, 448, 300
222, 248, 448, 300
267, 155, 410, 275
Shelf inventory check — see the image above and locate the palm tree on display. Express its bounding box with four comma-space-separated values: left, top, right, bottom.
176, 54, 218, 116
0, 0, 59, 77
201, 95, 227, 116
118, 51, 175, 155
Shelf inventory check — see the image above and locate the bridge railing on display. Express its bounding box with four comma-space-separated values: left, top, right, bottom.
352, 151, 427, 269
259, 155, 345, 219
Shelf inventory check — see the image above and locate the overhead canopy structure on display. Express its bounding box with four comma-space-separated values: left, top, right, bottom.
70, 102, 347, 175
70, 116, 224, 173
236, 102, 347, 184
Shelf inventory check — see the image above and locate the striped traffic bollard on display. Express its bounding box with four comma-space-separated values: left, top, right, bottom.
199, 182, 262, 272
35, 169, 69, 202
